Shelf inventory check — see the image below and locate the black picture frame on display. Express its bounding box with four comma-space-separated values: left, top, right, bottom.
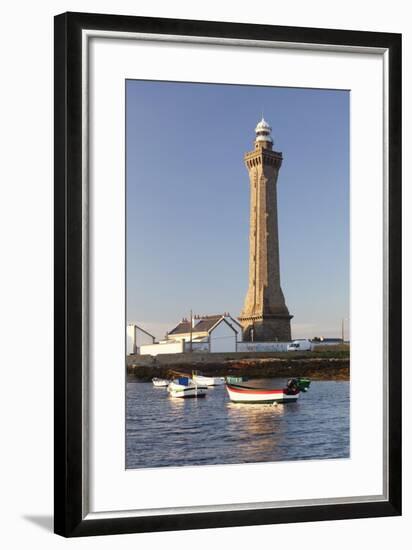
54, 11, 402, 537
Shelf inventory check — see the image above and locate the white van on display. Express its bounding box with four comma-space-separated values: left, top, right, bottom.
287, 339, 313, 352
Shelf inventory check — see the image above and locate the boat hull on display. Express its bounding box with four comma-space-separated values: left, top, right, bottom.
152, 378, 169, 387
226, 383, 300, 404
192, 374, 225, 386
168, 382, 208, 398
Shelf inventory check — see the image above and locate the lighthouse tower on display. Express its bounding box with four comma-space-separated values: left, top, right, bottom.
239, 118, 292, 342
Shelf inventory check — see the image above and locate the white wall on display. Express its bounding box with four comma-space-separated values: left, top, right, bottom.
127, 325, 155, 354
209, 321, 237, 352
0, 2, 410, 550
222, 316, 243, 341
126, 324, 153, 355
140, 341, 184, 355
168, 332, 207, 342
136, 327, 155, 349
188, 341, 209, 352
126, 324, 136, 354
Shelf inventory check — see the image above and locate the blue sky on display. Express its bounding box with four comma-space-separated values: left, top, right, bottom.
126, 80, 349, 340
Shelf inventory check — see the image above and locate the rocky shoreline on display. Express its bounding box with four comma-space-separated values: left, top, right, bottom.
127, 356, 349, 382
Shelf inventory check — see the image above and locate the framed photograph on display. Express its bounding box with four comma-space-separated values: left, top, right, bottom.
54, 12, 402, 537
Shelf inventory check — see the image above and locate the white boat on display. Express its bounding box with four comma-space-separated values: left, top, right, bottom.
167, 377, 207, 398
192, 373, 225, 386
152, 378, 169, 387
225, 379, 301, 404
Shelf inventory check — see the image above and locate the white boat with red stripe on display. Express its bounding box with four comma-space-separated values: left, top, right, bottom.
225, 378, 304, 404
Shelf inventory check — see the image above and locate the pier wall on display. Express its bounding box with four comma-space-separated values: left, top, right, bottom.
126, 351, 349, 382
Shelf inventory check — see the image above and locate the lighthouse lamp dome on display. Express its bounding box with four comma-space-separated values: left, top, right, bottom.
255, 117, 273, 144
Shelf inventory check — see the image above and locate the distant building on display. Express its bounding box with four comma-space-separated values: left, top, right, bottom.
140, 314, 243, 355
168, 314, 243, 343
127, 324, 155, 355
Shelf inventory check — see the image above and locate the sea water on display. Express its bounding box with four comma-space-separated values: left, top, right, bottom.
126, 378, 349, 469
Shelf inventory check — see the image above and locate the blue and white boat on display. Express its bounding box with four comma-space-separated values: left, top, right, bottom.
167, 377, 207, 398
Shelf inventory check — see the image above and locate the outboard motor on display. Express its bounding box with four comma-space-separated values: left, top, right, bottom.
286, 378, 299, 395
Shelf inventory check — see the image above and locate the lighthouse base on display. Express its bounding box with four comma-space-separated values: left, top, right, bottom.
239, 314, 293, 342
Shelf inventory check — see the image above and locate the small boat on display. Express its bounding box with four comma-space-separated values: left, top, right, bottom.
152, 378, 169, 387
167, 377, 208, 398
293, 378, 311, 392
192, 372, 225, 386
226, 376, 250, 384
226, 378, 309, 404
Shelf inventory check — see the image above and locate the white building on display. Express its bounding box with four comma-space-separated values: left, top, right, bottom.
140, 314, 243, 355
127, 324, 155, 355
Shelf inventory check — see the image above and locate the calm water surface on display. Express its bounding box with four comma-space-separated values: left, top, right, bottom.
126, 378, 349, 469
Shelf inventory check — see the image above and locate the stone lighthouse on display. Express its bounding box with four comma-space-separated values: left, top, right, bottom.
239, 118, 292, 342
